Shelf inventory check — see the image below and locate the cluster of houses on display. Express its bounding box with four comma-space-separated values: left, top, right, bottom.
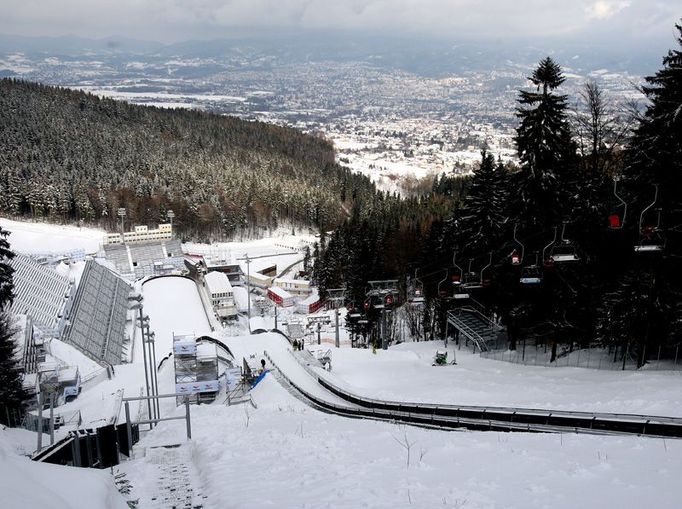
185, 253, 324, 321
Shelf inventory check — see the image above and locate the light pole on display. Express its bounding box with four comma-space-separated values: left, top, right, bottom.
243, 254, 252, 327
129, 296, 153, 428
167, 209, 175, 236
145, 327, 160, 421
327, 288, 346, 348
117, 207, 126, 236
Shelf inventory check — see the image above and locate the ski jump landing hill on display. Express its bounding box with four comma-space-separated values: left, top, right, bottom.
138, 274, 682, 439
221, 332, 682, 439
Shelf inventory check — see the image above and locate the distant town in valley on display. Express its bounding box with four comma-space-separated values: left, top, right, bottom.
0, 33, 644, 192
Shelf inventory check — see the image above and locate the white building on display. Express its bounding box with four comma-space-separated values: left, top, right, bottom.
273, 277, 312, 297
204, 271, 237, 319
105, 223, 173, 245
267, 286, 294, 307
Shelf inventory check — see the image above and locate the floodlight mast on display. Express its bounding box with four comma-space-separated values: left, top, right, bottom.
327, 288, 346, 348
117, 207, 126, 235
167, 209, 175, 235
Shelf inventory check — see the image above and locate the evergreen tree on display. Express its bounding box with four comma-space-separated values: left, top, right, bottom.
0, 226, 14, 307
596, 270, 666, 368
513, 57, 576, 231
614, 22, 682, 348
0, 227, 26, 425
452, 149, 509, 257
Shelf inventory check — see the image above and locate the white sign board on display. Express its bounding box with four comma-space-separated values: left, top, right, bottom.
175, 380, 220, 395
174, 341, 197, 355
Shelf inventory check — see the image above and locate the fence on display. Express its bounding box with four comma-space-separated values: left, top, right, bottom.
480, 342, 682, 371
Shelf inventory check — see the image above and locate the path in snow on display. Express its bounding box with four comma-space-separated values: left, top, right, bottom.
144, 444, 207, 509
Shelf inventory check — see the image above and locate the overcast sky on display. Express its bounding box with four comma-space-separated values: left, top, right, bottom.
1, 0, 679, 44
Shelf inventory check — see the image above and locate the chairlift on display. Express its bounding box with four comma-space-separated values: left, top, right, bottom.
542, 227, 557, 268
363, 298, 371, 312
451, 252, 463, 285
481, 252, 493, 288
461, 259, 481, 290
520, 252, 543, 285
608, 177, 628, 230
549, 223, 579, 263
634, 185, 665, 253
451, 252, 469, 298
437, 268, 450, 299
511, 224, 524, 266
409, 269, 425, 306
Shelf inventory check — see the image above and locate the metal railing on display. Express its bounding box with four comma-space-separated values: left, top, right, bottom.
446, 311, 489, 352
267, 347, 682, 438
122, 393, 193, 455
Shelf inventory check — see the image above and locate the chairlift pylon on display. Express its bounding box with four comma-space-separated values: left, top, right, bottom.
608, 177, 628, 230
634, 185, 665, 253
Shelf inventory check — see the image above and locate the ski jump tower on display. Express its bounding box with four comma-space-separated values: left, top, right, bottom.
173, 333, 220, 404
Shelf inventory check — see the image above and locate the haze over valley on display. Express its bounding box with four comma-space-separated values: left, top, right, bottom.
0, 31, 649, 191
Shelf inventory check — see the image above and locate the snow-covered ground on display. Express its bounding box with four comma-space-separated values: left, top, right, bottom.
4, 219, 682, 508
322, 342, 682, 417
0, 427, 128, 509
119, 370, 682, 509
0, 217, 105, 254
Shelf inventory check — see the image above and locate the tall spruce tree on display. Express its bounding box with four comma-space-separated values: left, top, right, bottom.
0, 226, 26, 425
453, 149, 509, 257
514, 57, 576, 232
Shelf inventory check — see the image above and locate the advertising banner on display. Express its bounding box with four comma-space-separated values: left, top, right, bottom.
175, 380, 220, 395
174, 341, 197, 355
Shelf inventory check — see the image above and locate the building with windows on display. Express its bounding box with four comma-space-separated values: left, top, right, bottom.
273, 277, 312, 297
104, 223, 173, 245
267, 286, 294, 307
204, 271, 237, 319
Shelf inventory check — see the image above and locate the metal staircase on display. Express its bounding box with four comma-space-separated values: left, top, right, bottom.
446, 306, 502, 352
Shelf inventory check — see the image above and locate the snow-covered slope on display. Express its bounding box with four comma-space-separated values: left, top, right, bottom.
0, 218, 104, 254
0, 427, 128, 509
325, 341, 682, 417
121, 369, 682, 509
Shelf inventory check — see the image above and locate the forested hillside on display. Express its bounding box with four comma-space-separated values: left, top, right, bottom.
317, 23, 682, 365
0, 79, 376, 237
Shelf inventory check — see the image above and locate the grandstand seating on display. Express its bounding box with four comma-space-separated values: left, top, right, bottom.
103, 239, 185, 279
9, 254, 72, 333
60, 260, 131, 366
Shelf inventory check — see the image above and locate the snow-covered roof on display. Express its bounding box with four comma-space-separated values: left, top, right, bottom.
232, 286, 249, 312
205, 271, 233, 294
274, 277, 310, 286
299, 289, 320, 306
268, 286, 293, 299
244, 270, 272, 281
